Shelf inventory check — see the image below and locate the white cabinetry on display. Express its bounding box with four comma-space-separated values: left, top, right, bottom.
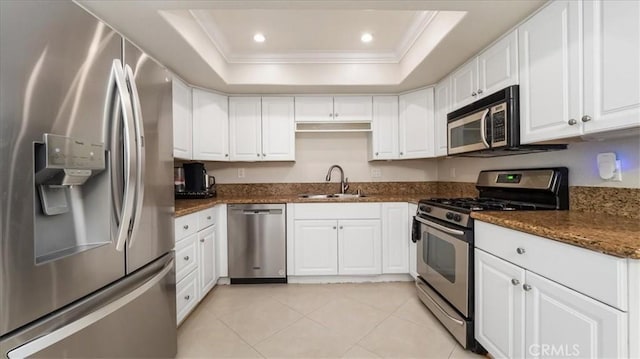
398, 88, 435, 159
192, 89, 229, 161
370, 96, 399, 160
451, 31, 518, 111
229, 97, 295, 161
172, 77, 192, 160
408, 203, 418, 279
290, 203, 382, 277
295, 96, 372, 122
381, 203, 409, 274
434, 80, 450, 157
198, 226, 216, 296
475, 221, 629, 359
520, 0, 639, 143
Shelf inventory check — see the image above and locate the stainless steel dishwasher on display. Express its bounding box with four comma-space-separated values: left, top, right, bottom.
227, 204, 286, 284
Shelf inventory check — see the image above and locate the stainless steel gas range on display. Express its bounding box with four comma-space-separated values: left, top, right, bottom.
411, 168, 569, 353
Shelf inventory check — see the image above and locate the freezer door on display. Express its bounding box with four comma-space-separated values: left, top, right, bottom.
0, 1, 127, 336
0, 254, 177, 359
123, 41, 175, 273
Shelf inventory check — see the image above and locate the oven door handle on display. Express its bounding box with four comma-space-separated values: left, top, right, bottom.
480, 108, 490, 148
414, 216, 465, 236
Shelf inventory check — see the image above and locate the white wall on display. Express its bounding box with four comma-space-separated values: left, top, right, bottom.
206, 132, 439, 183
437, 136, 640, 188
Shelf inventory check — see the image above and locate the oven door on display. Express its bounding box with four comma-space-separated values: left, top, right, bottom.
447, 108, 491, 155
415, 216, 470, 316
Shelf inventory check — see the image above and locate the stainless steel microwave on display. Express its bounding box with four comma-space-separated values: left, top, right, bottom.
446, 85, 566, 157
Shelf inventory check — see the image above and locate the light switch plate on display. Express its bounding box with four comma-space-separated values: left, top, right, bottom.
237, 168, 245, 178
370, 168, 382, 178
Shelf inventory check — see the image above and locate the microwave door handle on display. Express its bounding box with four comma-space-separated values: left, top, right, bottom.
480, 108, 490, 148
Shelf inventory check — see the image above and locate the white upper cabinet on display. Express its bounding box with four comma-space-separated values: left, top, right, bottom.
451, 59, 479, 110
450, 31, 519, 112
295, 96, 372, 122
294, 96, 334, 122
434, 79, 451, 157
519, 0, 583, 144
192, 89, 229, 161
520, 0, 639, 144
228, 97, 262, 161
333, 96, 372, 122
229, 97, 295, 162
172, 77, 192, 160
582, 0, 640, 135
261, 97, 295, 161
478, 30, 519, 98
399, 88, 435, 159
370, 96, 399, 160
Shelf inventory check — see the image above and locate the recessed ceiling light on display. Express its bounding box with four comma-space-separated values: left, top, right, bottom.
253, 33, 265, 43
361, 33, 373, 43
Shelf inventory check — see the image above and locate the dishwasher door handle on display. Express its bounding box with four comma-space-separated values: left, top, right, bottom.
240, 209, 283, 215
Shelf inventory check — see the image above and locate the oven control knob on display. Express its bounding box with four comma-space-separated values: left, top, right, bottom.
424, 206, 431, 213
446, 212, 454, 220
453, 214, 462, 222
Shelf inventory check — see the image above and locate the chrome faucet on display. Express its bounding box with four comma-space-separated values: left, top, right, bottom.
325, 165, 349, 194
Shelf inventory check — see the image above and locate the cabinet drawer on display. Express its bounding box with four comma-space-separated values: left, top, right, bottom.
293, 203, 381, 220
475, 221, 628, 311
176, 269, 199, 325
174, 213, 198, 243
198, 207, 216, 230
175, 234, 198, 282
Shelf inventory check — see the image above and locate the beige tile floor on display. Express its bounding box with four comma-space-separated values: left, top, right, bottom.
177, 282, 485, 358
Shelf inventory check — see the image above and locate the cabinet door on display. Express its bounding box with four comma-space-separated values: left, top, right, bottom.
198, 226, 216, 297
519, 0, 582, 144
261, 97, 295, 161
381, 203, 408, 274
294, 220, 338, 275
583, 0, 640, 134
333, 96, 372, 122
475, 249, 526, 359
294, 96, 334, 122
478, 30, 519, 97
434, 80, 450, 157
399, 88, 435, 159
172, 77, 192, 159
228, 97, 262, 161
338, 219, 381, 275
525, 271, 627, 359
408, 204, 418, 279
192, 89, 228, 161
371, 96, 399, 160
450, 59, 479, 110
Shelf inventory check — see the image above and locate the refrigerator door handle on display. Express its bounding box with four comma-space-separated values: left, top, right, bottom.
124, 64, 145, 248
6, 257, 175, 359
110, 59, 137, 252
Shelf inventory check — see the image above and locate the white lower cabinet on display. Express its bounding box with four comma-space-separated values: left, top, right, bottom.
294, 220, 339, 275
381, 203, 409, 274
338, 220, 381, 275
475, 221, 629, 359
174, 205, 224, 325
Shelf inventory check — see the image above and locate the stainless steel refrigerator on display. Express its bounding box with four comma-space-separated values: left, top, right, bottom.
0, 1, 176, 357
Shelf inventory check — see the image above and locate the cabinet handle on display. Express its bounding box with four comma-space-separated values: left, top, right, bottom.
477, 89, 483, 94
333, 226, 337, 230
568, 119, 577, 125
207, 216, 211, 220
335, 113, 339, 118
581, 115, 592, 122
183, 256, 189, 261
225, 154, 229, 157
471, 92, 477, 97
523, 284, 532, 291
257, 153, 260, 157
511, 279, 520, 285
183, 225, 189, 230
516, 247, 525, 254
339, 226, 343, 229
200, 238, 205, 243
329, 113, 333, 117
184, 295, 191, 300
399, 152, 404, 155
375, 152, 379, 156
263, 153, 266, 157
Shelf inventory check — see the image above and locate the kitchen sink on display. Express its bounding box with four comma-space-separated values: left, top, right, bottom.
298, 193, 366, 199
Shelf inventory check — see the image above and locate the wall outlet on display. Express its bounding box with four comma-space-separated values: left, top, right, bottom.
370, 168, 382, 178
237, 168, 245, 178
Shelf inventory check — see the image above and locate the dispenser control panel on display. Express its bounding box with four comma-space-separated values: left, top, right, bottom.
44, 134, 105, 170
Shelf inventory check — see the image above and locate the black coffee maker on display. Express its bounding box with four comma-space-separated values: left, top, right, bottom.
176, 162, 215, 199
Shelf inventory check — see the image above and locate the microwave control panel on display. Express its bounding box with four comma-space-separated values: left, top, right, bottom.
491, 103, 507, 146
